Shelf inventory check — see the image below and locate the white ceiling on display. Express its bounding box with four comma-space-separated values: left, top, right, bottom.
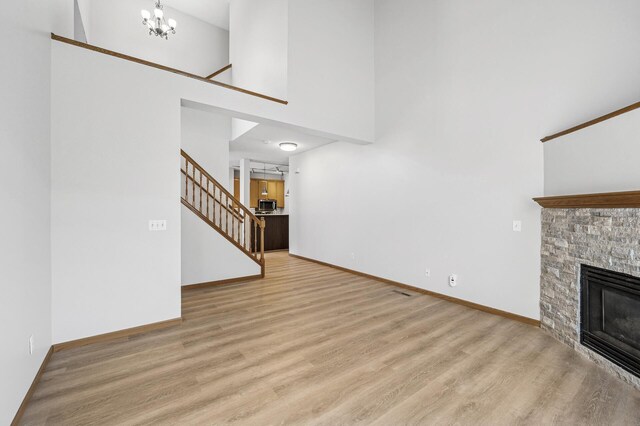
229, 123, 337, 166
163, 0, 230, 30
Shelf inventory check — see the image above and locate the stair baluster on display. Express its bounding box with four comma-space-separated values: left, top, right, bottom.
180, 150, 265, 277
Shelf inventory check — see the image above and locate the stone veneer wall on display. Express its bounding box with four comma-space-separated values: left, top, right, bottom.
540, 208, 640, 390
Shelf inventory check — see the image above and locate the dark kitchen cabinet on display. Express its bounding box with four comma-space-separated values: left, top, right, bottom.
253, 215, 289, 251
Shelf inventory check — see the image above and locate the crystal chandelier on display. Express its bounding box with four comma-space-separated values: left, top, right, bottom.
141, 1, 177, 40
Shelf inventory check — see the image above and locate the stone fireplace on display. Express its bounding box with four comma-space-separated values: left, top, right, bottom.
540, 207, 640, 390
581, 264, 640, 378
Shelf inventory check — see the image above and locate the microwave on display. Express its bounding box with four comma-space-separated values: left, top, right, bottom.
258, 199, 277, 212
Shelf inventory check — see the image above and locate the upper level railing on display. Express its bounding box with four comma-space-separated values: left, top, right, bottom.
181, 150, 265, 275
51, 33, 287, 105
535, 100, 640, 207
206, 64, 232, 80
541, 101, 640, 143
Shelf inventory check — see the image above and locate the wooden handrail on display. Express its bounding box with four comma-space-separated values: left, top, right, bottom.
181, 170, 244, 223
181, 150, 262, 227
51, 33, 288, 105
541, 101, 640, 143
205, 64, 232, 80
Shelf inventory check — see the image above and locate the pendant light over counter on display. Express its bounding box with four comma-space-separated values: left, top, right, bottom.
261, 162, 268, 196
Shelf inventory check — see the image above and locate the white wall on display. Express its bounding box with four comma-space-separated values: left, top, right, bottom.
228, 0, 375, 142
181, 107, 231, 188
230, 0, 288, 99
88, 0, 229, 77
240, 159, 251, 207
231, 118, 259, 141
544, 108, 640, 196
51, 49, 182, 344
51, 0, 74, 38
51, 0, 89, 41
290, 0, 640, 321
287, 0, 375, 142
0, 1, 53, 423
180, 107, 260, 284
181, 205, 261, 284
76, 0, 91, 41
54, 33, 373, 145
74, 0, 87, 42
283, 172, 291, 214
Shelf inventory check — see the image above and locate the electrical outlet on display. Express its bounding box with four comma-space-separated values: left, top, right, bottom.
349, 252, 355, 260
513, 220, 522, 232
425, 268, 431, 277
149, 220, 167, 231
29, 335, 34, 355
449, 274, 458, 287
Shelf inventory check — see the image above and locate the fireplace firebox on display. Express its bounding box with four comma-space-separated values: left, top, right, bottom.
581, 265, 640, 378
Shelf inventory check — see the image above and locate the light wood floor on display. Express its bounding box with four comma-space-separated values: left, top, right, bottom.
22, 252, 640, 425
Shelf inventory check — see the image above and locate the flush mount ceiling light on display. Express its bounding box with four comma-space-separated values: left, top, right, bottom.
141, 1, 177, 40
279, 142, 298, 152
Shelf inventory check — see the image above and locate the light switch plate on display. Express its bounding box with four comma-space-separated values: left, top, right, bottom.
149, 220, 167, 231
513, 220, 522, 232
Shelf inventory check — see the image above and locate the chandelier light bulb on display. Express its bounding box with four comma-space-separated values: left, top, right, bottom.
141, 1, 177, 39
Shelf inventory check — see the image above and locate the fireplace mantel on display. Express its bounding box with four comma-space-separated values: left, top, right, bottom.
533, 190, 640, 209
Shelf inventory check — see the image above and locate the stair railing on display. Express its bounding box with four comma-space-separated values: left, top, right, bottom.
180, 150, 265, 276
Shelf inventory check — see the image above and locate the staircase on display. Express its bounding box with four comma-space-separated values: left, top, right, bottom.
181, 150, 266, 277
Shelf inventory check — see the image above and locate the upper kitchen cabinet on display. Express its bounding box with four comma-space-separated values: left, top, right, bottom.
275, 181, 285, 208
250, 180, 260, 208
267, 181, 278, 200
249, 179, 286, 208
